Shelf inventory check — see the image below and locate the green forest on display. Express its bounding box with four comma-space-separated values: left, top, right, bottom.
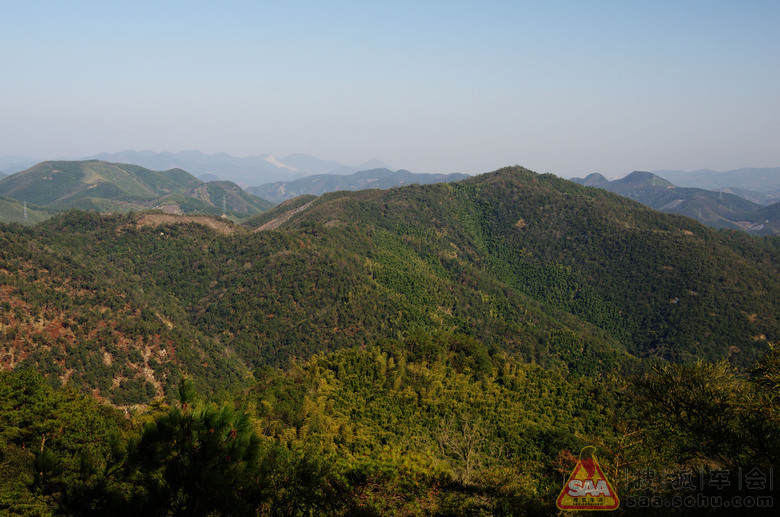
1, 167, 778, 514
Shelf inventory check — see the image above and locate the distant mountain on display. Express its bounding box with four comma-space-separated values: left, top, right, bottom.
756, 202, 780, 235
575, 172, 610, 188
0, 160, 273, 221
83, 151, 397, 186
0, 171, 6, 179
247, 168, 469, 203
651, 167, 780, 205
571, 170, 780, 235
277, 153, 345, 174
0, 160, 200, 206
197, 173, 221, 182
86, 150, 294, 187
264, 154, 395, 176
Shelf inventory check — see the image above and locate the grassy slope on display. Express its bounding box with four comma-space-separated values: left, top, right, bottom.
0, 196, 53, 225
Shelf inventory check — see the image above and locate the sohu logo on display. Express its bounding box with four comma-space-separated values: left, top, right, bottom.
556, 446, 620, 511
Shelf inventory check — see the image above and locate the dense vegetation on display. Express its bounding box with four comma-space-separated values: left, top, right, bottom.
270, 168, 780, 364
1, 168, 778, 403
2, 341, 777, 515
1, 166, 778, 513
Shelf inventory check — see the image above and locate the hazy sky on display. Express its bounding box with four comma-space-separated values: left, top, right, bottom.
2, 1, 779, 177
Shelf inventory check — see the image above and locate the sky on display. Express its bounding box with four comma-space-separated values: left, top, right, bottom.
2, 1, 779, 178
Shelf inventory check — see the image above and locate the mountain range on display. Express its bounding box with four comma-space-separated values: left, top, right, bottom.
81, 151, 395, 186
0, 160, 478, 225
0, 151, 397, 187
2, 166, 778, 407
572, 170, 780, 235
3, 165, 779, 514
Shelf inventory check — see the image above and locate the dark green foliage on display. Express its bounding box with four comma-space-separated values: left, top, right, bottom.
28, 378, 348, 516
0, 369, 126, 515
122, 386, 263, 515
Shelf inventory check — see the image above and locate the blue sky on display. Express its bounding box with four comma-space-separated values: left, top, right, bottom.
2, 1, 778, 177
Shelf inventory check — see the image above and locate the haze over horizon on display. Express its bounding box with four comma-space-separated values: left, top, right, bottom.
3, 1, 779, 178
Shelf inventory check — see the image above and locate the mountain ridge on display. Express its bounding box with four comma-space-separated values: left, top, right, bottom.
571, 170, 780, 235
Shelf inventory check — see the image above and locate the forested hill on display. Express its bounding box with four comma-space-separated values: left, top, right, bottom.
1, 166, 778, 405
256, 166, 780, 365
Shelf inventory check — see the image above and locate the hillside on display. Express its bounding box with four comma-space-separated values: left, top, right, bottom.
247, 168, 469, 203
149, 180, 274, 217
572, 171, 780, 235
0, 160, 200, 206
1, 167, 778, 407
0, 196, 54, 225
0, 160, 273, 221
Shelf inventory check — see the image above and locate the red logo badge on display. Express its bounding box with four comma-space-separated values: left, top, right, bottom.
556, 447, 619, 511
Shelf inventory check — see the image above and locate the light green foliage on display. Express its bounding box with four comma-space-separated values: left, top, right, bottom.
242, 335, 616, 514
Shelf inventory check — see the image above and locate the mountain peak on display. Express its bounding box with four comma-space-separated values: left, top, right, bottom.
618, 171, 675, 188
580, 173, 609, 187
